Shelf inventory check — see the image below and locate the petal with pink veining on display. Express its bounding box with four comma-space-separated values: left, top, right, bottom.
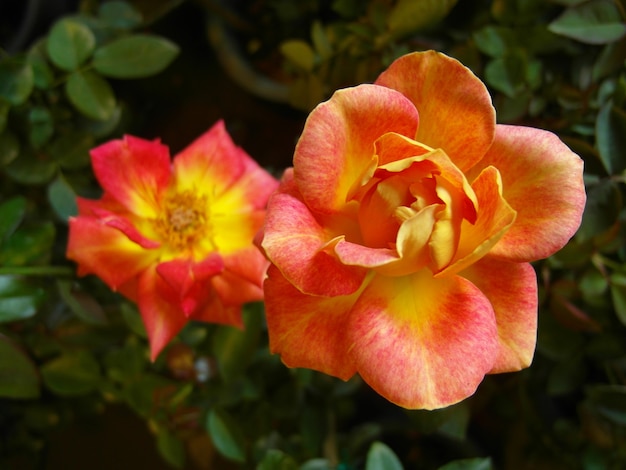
375, 51, 496, 171
461, 256, 538, 373
294, 85, 419, 214
264, 265, 359, 380
348, 270, 498, 409
91, 136, 171, 218
468, 125, 585, 262
261, 170, 367, 296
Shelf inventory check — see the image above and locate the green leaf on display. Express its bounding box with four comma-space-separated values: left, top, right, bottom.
28, 106, 54, 148
484, 51, 527, 97
576, 179, 622, 241
98, 1, 143, 29
125, 373, 171, 416
66, 70, 116, 121
548, 0, 626, 45
121, 302, 147, 338
280, 40, 316, 72
311, 21, 333, 60
57, 280, 107, 326
438, 457, 493, 470
611, 273, 626, 326
212, 302, 263, 382
257, 449, 298, 470
41, 351, 101, 396
28, 53, 54, 90
0, 130, 20, 167
0, 196, 26, 241
46, 18, 96, 71
366, 442, 403, 470
387, 0, 458, 36
157, 428, 185, 469
48, 131, 94, 169
0, 334, 40, 399
207, 408, 246, 462
0, 99, 9, 133
0, 222, 55, 266
4, 147, 58, 185
473, 26, 517, 58
593, 39, 626, 81
585, 385, 626, 425
300, 459, 333, 470
0, 275, 45, 323
93, 35, 179, 78
0, 59, 34, 105
47, 174, 78, 222
595, 101, 626, 175
104, 342, 145, 382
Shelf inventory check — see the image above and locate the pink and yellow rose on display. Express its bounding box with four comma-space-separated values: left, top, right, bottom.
67, 120, 278, 360
259, 51, 586, 409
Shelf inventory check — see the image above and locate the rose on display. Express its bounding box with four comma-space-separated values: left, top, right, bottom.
259, 51, 586, 409
67, 120, 278, 359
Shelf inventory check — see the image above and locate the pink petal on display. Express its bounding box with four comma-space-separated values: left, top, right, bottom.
264, 265, 358, 380
91, 135, 171, 218
137, 265, 189, 361
261, 170, 367, 296
375, 51, 496, 172
469, 125, 585, 262
461, 257, 538, 373
294, 84, 419, 214
348, 270, 498, 409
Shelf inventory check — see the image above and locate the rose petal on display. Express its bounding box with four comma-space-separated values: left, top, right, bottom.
211, 210, 267, 255
91, 135, 171, 218
348, 270, 498, 409
264, 265, 359, 380
173, 120, 246, 198
222, 247, 271, 289
67, 216, 158, 289
89, 207, 160, 249
261, 170, 367, 296
294, 85, 419, 213
191, 293, 244, 328
468, 125, 585, 262
212, 270, 264, 306
137, 265, 189, 361
375, 51, 496, 171
461, 257, 538, 373
435, 166, 516, 277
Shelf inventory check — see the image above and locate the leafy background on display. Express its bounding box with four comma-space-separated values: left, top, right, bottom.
0, 0, 625, 469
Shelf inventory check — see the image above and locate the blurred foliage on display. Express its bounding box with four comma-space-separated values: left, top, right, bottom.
0, 0, 625, 469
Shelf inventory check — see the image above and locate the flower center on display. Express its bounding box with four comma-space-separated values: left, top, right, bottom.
155, 190, 210, 251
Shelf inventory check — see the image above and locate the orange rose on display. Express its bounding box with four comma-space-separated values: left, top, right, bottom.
260, 51, 586, 409
67, 120, 278, 359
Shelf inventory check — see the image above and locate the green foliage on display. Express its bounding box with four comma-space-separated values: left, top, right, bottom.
0, 0, 625, 469
0, 334, 40, 399
366, 441, 404, 470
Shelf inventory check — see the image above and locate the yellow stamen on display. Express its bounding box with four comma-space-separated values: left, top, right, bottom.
154, 191, 211, 251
